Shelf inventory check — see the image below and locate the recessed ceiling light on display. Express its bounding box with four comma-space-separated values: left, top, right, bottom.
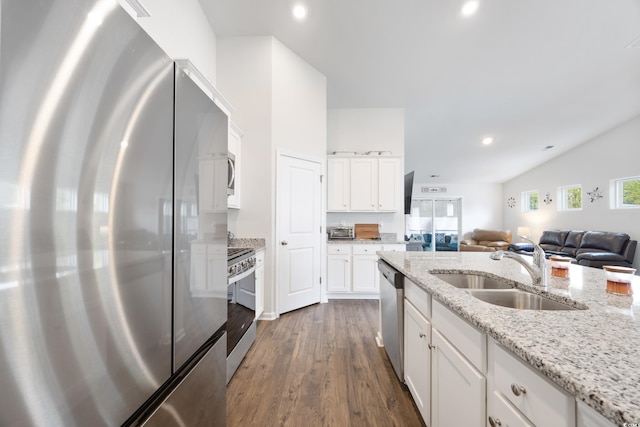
482, 137, 493, 145
461, 1, 479, 17
292, 5, 307, 20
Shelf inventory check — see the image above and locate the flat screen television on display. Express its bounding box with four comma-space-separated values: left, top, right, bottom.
404, 171, 414, 215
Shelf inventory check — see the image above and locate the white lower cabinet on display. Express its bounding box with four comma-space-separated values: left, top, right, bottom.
488, 338, 576, 427
404, 298, 431, 424
327, 245, 352, 293
352, 245, 380, 293
327, 244, 405, 297
254, 249, 265, 320
431, 328, 486, 427
402, 284, 606, 427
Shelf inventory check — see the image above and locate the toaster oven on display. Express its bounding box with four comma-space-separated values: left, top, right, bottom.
328, 226, 355, 240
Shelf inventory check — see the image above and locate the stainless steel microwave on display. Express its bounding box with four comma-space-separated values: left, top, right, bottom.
328, 226, 355, 239
227, 152, 235, 196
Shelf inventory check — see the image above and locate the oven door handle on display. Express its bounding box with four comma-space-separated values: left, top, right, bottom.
228, 266, 255, 285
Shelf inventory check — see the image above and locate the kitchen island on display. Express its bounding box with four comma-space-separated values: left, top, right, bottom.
378, 251, 640, 425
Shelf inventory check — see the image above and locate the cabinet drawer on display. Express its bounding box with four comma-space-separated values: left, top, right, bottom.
488, 391, 534, 427
352, 245, 382, 255
382, 244, 406, 252
492, 341, 575, 427
432, 300, 485, 372
328, 245, 352, 255
404, 278, 430, 319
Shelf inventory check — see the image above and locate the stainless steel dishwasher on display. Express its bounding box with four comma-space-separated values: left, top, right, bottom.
378, 259, 404, 382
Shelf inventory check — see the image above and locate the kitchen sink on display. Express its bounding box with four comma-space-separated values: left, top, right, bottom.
434, 273, 514, 290
466, 289, 582, 311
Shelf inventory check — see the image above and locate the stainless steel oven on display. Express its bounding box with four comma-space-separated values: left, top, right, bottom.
227, 247, 256, 383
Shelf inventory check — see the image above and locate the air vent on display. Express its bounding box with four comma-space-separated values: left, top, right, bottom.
421, 186, 447, 193
626, 35, 640, 48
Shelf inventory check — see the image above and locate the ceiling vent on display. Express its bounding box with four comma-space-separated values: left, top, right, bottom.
626, 35, 640, 48
421, 186, 447, 193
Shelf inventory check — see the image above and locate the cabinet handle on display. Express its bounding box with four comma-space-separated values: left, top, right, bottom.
488, 416, 502, 427
510, 383, 527, 396
419, 332, 426, 338
427, 344, 436, 350
281, 241, 288, 246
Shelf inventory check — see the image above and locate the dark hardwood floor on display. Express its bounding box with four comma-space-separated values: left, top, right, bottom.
227, 300, 425, 427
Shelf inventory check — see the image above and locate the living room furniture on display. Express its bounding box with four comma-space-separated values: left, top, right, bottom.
510, 229, 637, 268
460, 229, 512, 252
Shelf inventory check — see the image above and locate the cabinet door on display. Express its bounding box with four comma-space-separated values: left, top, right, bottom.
327, 254, 350, 292
377, 158, 400, 211
432, 328, 486, 427
352, 254, 379, 293
327, 158, 350, 211
404, 300, 431, 425
350, 158, 377, 211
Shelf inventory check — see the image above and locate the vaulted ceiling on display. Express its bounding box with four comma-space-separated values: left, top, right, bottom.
202, 0, 640, 184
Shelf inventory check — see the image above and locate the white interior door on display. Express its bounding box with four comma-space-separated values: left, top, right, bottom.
277, 152, 322, 315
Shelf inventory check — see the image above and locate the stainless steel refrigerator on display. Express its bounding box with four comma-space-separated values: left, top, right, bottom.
0, 0, 227, 425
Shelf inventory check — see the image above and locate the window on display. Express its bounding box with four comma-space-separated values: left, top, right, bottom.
521, 190, 539, 212
611, 176, 640, 209
558, 185, 582, 211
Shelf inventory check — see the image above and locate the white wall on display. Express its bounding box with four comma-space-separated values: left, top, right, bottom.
217, 36, 327, 318
272, 42, 327, 158
503, 115, 640, 268
117, 0, 217, 85
326, 108, 405, 237
410, 182, 503, 239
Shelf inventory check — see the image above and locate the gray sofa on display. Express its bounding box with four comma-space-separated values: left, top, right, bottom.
510, 229, 637, 269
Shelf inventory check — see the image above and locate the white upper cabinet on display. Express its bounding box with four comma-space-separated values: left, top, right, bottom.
377, 158, 400, 211
327, 157, 350, 211
350, 158, 378, 211
327, 156, 400, 212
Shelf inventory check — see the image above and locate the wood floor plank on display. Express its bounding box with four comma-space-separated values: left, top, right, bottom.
227, 300, 425, 427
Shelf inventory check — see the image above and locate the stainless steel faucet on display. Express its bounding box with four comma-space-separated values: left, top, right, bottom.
490, 237, 547, 287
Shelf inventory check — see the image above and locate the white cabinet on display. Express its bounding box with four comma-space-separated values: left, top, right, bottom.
327, 244, 405, 297
431, 328, 486, 427
327, 158, 350, 211
488, 338, 576, 427
431, 300, 486, 427
327, 156, 400, 212
352, 245, 380, 293
227, 123, 241, 209
254, 249, 265, 319
350, 158, 378, 211
327, 246, 351, 293
404, 298, 431, 424
377, 158, 401, 211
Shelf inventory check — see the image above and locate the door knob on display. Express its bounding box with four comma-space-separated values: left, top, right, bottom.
281, 241, 288, 246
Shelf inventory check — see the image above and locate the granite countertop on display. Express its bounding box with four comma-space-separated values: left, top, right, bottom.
228, 238, 266, 251
377, 251, 640, 425
328, 232, 406, 245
